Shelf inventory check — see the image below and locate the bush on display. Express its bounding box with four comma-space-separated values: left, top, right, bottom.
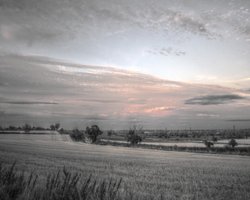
126, 126, 143, 145
85, 125, 103, 143
70, 129, 85, 141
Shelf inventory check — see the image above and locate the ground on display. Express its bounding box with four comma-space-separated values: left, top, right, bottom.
0, 134, 250, 199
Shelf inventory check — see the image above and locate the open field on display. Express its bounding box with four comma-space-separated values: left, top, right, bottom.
0, 134, 250, 199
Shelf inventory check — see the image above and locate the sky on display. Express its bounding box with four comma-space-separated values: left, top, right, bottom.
0, 0, 250, 129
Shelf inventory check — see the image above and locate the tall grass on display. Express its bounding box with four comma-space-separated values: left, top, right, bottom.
0, 162, 126, 200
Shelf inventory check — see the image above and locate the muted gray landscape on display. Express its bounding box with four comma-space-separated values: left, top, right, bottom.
1, 0, 250, 199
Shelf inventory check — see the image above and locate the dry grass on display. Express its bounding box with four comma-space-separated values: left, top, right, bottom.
0, 134, 250, 199
0, 162, 124, 200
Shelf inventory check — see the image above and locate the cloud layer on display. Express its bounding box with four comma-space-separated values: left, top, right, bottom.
0, 54, 249, 129
0, 0, 250, 90
185, 94, 245, 105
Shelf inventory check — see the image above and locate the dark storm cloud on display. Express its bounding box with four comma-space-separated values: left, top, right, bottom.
185, 94, 245, 105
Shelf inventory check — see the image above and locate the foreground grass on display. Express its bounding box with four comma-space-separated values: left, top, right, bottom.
0, 162, 125, 200
0, 134, 250, 199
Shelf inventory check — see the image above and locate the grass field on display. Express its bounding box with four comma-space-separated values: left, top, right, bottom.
0, 134, 250, 199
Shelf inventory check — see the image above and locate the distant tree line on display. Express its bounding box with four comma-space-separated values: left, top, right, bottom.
0, 123, 61, 132
69, 125, 145, 145
144, 129, 250, 140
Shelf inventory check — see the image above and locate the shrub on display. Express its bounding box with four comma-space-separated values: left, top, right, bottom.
85, 125, 103, 143
126, 126, 143, 145
70, 129, 85, 141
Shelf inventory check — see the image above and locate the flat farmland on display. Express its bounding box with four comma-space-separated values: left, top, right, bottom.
0, 134, 250, 200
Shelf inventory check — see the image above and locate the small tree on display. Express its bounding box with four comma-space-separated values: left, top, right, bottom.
212, 136, 218, 143
8, 125, 17, 130
50, 124, 55, 130
228, 139, 238, 148
55, 123, 60, 130
23, 123, 31, 133
85, 125, 103, 143
107, 130, 115, 137
126, 126, 143, 145
50, 123, 60, 131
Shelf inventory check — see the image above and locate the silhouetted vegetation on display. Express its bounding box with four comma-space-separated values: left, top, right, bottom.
1, 124, 250, 141
0, 124, 57, 133
126, 126, 143, 145
70, 129, 85, 141
85, 125, 103, 143
23, 123, 32, 133
140, 128, 250, 140
203, 140, 214, 148
69, 125, 103, 143
100, 140, 250, 156
212, 136, 218, 142
0, 162, 126, 200
228, 138, 238, 148
107, 130, 115, 137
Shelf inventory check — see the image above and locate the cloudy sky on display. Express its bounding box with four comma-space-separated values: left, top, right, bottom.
0, 0, 250, 129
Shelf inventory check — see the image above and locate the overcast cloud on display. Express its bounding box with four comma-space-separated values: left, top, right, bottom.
0, 0, 250, 129
0, 54, 249, 129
